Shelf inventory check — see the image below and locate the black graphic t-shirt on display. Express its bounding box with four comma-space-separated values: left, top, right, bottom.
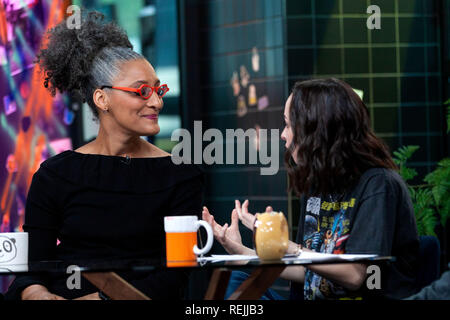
293, 168, 420, 300
302, 196, 355, 299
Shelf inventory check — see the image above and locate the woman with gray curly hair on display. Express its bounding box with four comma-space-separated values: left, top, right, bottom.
5, 11, 204, 300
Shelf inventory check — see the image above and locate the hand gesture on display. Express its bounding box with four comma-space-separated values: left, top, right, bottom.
235, 199, 273, 230
202, 206, 245, 255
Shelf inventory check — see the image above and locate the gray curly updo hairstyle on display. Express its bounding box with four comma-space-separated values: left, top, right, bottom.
36, 11, 144, 119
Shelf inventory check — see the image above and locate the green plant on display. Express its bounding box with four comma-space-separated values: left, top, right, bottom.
447, 99, 450, 134
393, 101, 450, 236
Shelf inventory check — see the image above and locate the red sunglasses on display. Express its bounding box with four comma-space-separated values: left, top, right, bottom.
101, 83, 169, 99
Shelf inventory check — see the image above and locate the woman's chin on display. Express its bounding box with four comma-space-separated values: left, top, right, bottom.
133, 126, 160, 137
143, 126, 160, 136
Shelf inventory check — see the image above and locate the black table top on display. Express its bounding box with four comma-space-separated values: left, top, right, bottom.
0, 254, 395, 275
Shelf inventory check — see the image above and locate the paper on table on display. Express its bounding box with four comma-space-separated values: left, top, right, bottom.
198, 252, 378, 263
283, 251, 378, 263
197, 254, 259, 263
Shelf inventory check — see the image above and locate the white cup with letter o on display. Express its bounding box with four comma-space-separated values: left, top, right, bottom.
164, 215, 213, 267
0, 232, 28, 272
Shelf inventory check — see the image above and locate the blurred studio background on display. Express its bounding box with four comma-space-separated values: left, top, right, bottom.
0, 0, 449, 298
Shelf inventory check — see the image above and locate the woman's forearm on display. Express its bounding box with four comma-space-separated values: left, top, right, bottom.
278, 262, 366, 290
280, 244, 366, 290
280, 266, 305, 282
237, 240, 365, 289
306, 263, 367, 291
237, 245, 256, 256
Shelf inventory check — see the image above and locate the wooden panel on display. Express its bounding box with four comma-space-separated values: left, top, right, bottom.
82, 272, 151, 300
227, 266, 286, 300
204, 268, 232, 300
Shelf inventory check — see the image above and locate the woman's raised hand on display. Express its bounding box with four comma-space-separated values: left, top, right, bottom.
235, 199, 273, 230
202, 206, 245, 255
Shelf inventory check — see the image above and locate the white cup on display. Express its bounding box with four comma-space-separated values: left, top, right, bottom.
0, 232, 28, 272
164, 215, 213, 267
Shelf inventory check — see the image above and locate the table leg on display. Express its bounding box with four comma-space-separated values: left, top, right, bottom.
82, 272, 151, 300
227, 266, 286, 300
204, 268, 232, 300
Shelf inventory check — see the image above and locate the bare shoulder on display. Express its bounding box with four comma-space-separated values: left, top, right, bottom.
74, 142, 96, 154
145, 141, 171, 158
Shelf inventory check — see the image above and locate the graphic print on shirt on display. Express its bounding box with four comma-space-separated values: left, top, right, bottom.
303, 196, 355, 300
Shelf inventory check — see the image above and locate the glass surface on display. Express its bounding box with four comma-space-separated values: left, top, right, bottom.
0, 255, 395, 276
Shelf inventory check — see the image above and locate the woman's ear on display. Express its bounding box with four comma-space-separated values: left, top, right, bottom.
93, 88, 110, 113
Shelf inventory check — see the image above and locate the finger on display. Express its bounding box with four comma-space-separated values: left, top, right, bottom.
235, 200, 242, 218
205, 211, 226, 236
265, 206, 273, 213
209, 215, 215, 228
209, 215, 221, 234
206, 211, 214, 227
231, 209, 239, 229
242, 199, 249, 215
222, 223, 229, 231
218, 223, 228, 242
202, 206, 211, 220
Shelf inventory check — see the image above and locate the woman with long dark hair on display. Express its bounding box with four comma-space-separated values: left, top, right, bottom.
203, 78, 419, 300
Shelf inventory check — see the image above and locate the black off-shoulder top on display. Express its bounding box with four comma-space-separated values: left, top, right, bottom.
5, 150, 204, 300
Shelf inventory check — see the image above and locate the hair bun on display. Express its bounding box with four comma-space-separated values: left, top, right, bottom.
37, 10, 133, 99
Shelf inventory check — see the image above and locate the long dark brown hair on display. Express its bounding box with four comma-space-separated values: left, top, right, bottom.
285, 78, 397, 197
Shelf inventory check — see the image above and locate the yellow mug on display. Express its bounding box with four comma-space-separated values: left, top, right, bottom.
253, 211, 288, 261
